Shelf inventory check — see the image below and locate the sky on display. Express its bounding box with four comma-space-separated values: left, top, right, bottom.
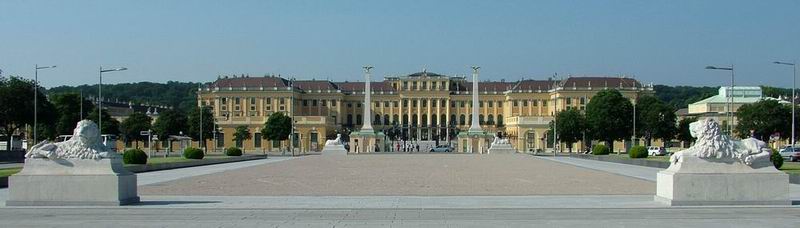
1, 0, 798, 88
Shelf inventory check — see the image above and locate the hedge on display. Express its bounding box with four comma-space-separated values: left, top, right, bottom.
771, 149, 783, 169
628, 145, 648, 158
225, 147, 243, 156
123, 149, 148, 164
183, 147, 205, 159
592, 144, 610, 155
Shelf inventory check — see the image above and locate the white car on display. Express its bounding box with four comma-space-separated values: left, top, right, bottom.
779, 146, 800, 162
647, 146, 668, 156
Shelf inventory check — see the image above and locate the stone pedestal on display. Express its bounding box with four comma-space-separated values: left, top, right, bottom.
7, 158, 139, 206
349, 131, 385, 153
487, 143, 516, 154
321, 144, 348, 156
655, 156, 789, 206
457, 131, 491, 154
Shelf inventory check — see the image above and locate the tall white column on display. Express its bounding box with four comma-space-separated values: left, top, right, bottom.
361, 66, 374, 132
469, 66, 482, 132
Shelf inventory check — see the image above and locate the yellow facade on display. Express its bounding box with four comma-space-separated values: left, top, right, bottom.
197, 72, 653, 153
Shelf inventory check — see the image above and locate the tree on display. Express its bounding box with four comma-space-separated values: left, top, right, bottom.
635, 96, 678, 146
187, 106, 215, 149
152, 109, 188, 138
554, 109, 586, 152
232, 125, 251, 149
119, 112, 152, 148
87, 107, 120, 136
585, 89, 633, 152
262, 112, 292, 151
51, 93, 95, 136
676, 117, 698, 147
0, 76, 55, 150
735, 100, 791, 141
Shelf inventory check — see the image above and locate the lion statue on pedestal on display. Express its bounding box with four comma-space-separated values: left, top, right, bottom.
670, 118, 771, 166
325, 134, 343, 146
26, 120, 115, 160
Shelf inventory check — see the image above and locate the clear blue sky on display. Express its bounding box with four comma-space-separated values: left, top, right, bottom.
1, 0, 798, 88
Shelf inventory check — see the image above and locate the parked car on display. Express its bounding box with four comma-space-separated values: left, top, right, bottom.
430, 145, 452, 152
779, 146, 800, 162
647, 146, 668, 156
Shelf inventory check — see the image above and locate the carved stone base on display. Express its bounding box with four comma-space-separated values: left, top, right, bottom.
321, 144, 348, 156
6, 158, 139, 206
655, 157, 790, 206
487, 144, 516, 154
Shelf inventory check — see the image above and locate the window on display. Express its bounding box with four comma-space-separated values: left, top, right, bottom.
479, 114, 485, 125
497, 114, 504, 126
441, 81, 446, 89
312, 100, 318, 106
347, 102, 352, 108
393, 114, 399, 125
580, 97, 586, 105
431, 82, 437, 90
542, 101, 547, 106
412, 100, 418, 108
498, 101, 503, 108
403, 81, 408, 89
384, 115, 390, 125
487, 115, 494, 125
432, 100, 437, 107
513, 100, 518, 106
235, 97, 241, 105
384, 101, 390, 107
479, 101, 484, 107
566, 98, 572, 105
488, 101, 493, 107
460, 101, 465, 107
459, 115, 466, 125
422, 81, 427, 90
523, 100, 529, 106
421, 100, 426, 108
331, 100, 337, 106
250, 97, 256, 105
347, 114, 353, 125
266, 97, 272, 104
403, 100, 408, 107
322, 100, 327, 106
356, 114, 363, 125
280, 98, 285, 105
254, 133, 262, 148
375, 101, 380, 107
421, 115, 428, 126
393, 101, 399, 107
357, 103, 361, 108
533, 100, 538, 106
374, 114, 381, 125
412, 81, 418, 90
451, 101, 456, 107
450, 114, 457, 125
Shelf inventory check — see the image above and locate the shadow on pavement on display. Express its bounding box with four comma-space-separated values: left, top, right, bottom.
133, 201, 220, 206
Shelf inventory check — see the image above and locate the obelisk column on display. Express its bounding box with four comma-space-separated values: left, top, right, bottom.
469, 66, 482, 132
361, 66, 374, 132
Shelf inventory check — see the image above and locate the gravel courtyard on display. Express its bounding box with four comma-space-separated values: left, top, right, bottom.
140, 154, 654, 196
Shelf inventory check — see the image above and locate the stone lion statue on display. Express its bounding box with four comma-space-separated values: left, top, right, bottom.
491, 132, 510, 145
26, 120, 116, 159
325, 134, 342, 146
670, 118, 771, 166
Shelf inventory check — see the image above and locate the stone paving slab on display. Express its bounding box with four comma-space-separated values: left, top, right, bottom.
139, 154, 655, 196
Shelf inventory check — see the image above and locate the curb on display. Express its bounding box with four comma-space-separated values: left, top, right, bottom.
571, 154, 800, 184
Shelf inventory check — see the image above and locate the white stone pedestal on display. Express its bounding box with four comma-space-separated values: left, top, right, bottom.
7, 158, 139, 206
487, 143, 516, 154
655, 156, 789, 206
321, 144, 348, 156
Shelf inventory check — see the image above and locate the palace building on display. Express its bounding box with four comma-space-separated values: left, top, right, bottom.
197, 71, 653, 153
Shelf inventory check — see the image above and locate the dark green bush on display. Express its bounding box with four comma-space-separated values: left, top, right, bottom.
225, 147, 243, 156
183, 147, 205, 159
628, 146, 648, 159
592, 144, 610, 155
771, 149, 783, 169
123, 149, 148, 164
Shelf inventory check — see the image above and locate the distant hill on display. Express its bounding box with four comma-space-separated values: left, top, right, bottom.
46, 81, 200, 113
44, 81, 790, 114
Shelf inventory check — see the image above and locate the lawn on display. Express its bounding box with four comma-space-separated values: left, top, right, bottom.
780, 162, 800, 174
0, 167, 22, 177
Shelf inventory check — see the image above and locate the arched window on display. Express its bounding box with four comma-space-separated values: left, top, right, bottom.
374, 114, 381, 125
393, 114, 399, 125
451, 114, 457, 125
384, 115, 390, 125
487, 114, 494, 125
402, 114, 409, 125
412, 114, 418, 126
422, 114, 428, 127
440, 114, 447, 127
497, 114, 504, 126
479, 114, 485, 125
347, 114, 353, 126
356, 115, 363, 125
460, 114, 466, 125
431, 116, 437, 126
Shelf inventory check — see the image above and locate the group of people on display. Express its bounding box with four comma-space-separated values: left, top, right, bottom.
393, 142, 421, 153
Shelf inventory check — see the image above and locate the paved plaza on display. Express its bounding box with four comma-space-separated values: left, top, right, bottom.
140, 154, 653, 196
1, 154, 799, 227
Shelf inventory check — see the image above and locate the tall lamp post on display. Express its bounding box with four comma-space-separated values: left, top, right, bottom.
705, 65, 735, 135
774, 61, 797, 146
98, 66, 127, 135
33, 64, 56, 145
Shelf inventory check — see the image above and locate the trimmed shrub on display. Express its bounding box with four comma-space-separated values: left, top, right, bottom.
628, 146, 648, 159
592, 144, 610, 155
770, 149, 783, 169
225, 147, 243, 156
183, 147, 205, 159
123, 149, 148, 164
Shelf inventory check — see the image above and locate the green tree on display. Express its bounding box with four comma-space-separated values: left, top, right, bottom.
232, 125, 251, 149
262, 112, 292, 151
635, 96, 678, 146
119, 112, 152, 148
187, 106, 215, 149
554, 109, 586, 152
152, 109, 188, 138
676, 117, 698, 147
87, 107, 120, 136
51, 93, 95, 136
0, 76, 56, 149
585, 89, 633, 152
735, 100, 791, 141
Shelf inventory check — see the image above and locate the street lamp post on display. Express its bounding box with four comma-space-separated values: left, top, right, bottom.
33, 64, 56, 145
98, 66, 127, 135
774, 61, 797, 146
705, 65, 735, 135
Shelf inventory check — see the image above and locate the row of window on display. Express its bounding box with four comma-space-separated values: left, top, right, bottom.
343, 113, 505, 127
393, 80, 450, 91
